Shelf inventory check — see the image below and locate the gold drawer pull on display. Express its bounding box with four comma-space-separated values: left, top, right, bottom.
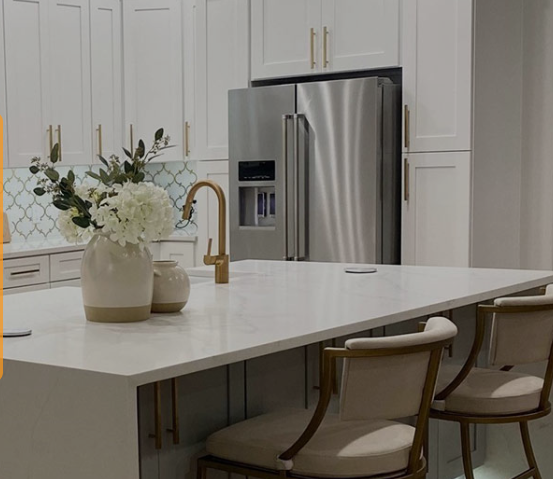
10, 270, 41, 276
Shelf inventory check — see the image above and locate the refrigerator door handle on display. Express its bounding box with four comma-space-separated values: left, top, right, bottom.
282, 114, 293, 261
293, 114, 306, 262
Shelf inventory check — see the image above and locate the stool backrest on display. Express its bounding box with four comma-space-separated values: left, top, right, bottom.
490, 286, 553, 367
340, 317, 458, 421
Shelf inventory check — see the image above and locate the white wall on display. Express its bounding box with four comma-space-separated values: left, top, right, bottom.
520, 0, 553, 270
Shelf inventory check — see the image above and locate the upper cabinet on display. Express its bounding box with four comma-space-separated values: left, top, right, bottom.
49, 0, 93, 165
186, 0, 249, 161
0, 1, 7, 168
91, 0, 123, 162
251, 0, 321, 80
321, 0, 400, 73
402, 0, 473, 153
251, 0, 400, 80
123, 0, 184, 161
3, 0, 52, 167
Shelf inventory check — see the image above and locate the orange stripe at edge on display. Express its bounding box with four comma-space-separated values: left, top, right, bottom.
1, 114, 4, 379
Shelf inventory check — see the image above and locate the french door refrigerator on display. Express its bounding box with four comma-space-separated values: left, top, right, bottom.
229, 77, 401, 264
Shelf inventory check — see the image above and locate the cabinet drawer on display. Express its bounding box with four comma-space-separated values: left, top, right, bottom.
3, 283, 50, 296
3, 256, 50, 289
50, 251, 84, 282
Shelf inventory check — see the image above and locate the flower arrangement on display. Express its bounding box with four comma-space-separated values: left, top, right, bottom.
30, 128, 175, 247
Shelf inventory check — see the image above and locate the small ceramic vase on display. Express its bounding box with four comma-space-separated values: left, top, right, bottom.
152, 261, 191, 313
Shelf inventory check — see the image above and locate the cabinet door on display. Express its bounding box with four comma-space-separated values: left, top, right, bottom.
190, 0, 249, 160
91, 0, 123, 162
251, 0, 322, 80
0, 3, 7, 168
4, 0, 51, 167
49, 0, 93, 165
403, 0, 473, 153
402, 152, 471, 267
158, 242, 196, 269
321, 0, 399, 73
123, 0, 184, 161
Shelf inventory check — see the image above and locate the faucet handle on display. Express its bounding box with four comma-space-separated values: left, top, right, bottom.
206, 238, 213, 257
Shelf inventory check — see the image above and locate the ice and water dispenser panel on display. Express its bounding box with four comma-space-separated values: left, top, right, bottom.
238, 161, 276, 227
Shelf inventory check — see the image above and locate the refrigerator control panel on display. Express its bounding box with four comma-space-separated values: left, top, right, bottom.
239, 161, 275, 182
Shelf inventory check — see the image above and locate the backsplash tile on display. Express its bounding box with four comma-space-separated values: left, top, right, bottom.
3, 161, 198, 242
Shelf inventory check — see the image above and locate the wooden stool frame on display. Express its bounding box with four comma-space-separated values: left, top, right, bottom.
198, 335, 454, 479
431, 303, 553, 479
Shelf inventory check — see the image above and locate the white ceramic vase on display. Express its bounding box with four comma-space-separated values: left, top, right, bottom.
152, 261, 191, 313
81, 233, 154, 323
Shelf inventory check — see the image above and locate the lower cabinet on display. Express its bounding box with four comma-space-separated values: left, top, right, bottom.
402, 151, 471, 267
2, 283, 50, 295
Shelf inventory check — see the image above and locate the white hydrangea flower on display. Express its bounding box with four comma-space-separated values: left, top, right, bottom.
90, 182, 174, 247
58, 208, 94, 244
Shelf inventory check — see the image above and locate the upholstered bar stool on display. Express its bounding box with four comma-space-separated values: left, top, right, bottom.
431, 286, 553, 479
197, 317, 457, 479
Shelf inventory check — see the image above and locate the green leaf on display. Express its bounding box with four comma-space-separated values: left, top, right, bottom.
29, 165, 40, 174
50, 144, 60, 164
99, 169, 110, 184
138, 140, 145, 157
114, 174, 128, 184
122, 147, 133, 159
33, 187, 46, 196
72, 217, 91, 229
155, 128, 164, 141
86, 171, 102, 182
123, 161, 133, 174
53, 200, 71, 211
98, 155, 109, 167
67, 170, 75, 184
132, 172, 145, 183
45, 168, 60, 182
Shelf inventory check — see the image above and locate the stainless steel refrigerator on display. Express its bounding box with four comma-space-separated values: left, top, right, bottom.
229, 77, 401, 264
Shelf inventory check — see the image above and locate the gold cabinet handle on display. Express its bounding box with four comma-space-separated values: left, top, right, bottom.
48, 125, 54, 154
310, 28, 316, 69
166, 378, 180, 445
148, 381, 163, 450
323, 26, 329, 67
404, 105, 410, 149
185, 121, 191, 157
97, 124, 103, 158
56, 125, 62, 162
404, 158, 410, 202
130, 124, 134, 156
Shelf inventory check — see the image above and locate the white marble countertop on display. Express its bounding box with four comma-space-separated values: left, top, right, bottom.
4, 260, 553, 387
2, 232, 197, 259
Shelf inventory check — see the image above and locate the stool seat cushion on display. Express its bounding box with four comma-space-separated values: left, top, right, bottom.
206, 409, 415, 478
433, 365, 544, 416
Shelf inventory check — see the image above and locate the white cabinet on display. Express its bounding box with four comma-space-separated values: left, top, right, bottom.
402, 0, 473, 153
0, 2, 7, 167
123, 0, 184, 161
402, 152, 471, 267
251, 0, 399, 80
3, 284, 50, 296
3, 0, 51, 167
321, 0, 399, 73
251, 0, 321, 80
3, 256, 50, 290
49, 0, 93, 165
91, 0, 123, 161
3, 0, 93, 167
187, 0, 249, 160
158, 241, 196, 269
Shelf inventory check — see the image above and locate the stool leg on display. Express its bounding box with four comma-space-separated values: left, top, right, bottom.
520, 421, 542, 479
460, 423, 475, 479
197, 462, 207, 479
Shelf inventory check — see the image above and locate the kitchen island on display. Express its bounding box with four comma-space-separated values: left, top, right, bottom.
2, 260, 553, 479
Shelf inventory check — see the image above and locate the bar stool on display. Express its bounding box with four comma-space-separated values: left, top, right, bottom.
197, 317, 457, 479
431, 286, 553, 479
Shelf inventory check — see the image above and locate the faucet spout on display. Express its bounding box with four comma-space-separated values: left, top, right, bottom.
183, 180, 229, 284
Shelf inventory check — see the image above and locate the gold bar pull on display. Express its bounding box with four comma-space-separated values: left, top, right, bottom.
97, 124, 103, 158
404, 105, 410, 149
323, 26, 329, 67
404, 158, 410, 202
48, 125, 54, 154
148, 381, 163, 450
310, 28, 316, 69
185, 121, 191, 157
130, 124, 134, 156
166, 378, 180, 445
56, 125, 62, 162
